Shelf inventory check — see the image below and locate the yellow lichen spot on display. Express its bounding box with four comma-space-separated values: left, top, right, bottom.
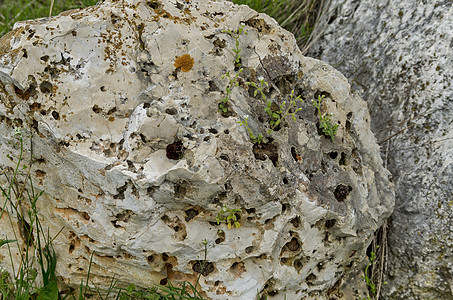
174, 54, 194, 72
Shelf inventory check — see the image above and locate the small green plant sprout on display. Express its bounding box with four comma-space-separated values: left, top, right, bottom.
312, 95, 339, 142
362, 246, 378, 299
247, 77, 268, 101
220, 68, 243, 114
223, 24, 248, 68
216, 204, 241, 230
238, 117, 265, 144
247, 79, 303, 133
266, 89, 303, 133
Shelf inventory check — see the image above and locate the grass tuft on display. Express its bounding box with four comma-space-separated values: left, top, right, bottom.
0, 0, 99, 37
231, 0, 325, 52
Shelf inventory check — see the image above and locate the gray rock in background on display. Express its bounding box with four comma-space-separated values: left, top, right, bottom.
309, 0, 453, 298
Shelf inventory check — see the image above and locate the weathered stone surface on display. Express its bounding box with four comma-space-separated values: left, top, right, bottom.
0, 0, 393, 299
309, 0, 453, 298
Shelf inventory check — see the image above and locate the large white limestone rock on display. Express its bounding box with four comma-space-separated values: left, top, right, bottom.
309, 0, 453, 298
0, 0, 394, 299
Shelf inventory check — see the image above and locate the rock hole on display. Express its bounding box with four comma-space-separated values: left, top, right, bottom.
329, 151, 338, 159
285, 237, 301, 252
184, 208, 199, 222
208, 128, 218, 134
81, 212, 90, 221
253, 142, 278, 167
69, 242, 75, 253
147, 255, 155, 263
165, 107, 178, 115
219, 154, 229, 161
290, 216, 300, 228
107, 107, 117, 115
100, 86, 106, 92
334, 184, 352, 202
159, 278, 167, 285
113, 183, 128, 200
166, 141, 184, 160
22, 49, 28, 58
51, 111, 60, 120
162, 253, 169, 262
346, 120, 352, 131
282, 177, 289, 184
294, 259, 304, 271
29, 102, 41, 112
208, 80, 219, 91
215, 230, 225, 244
192, 261, 214, 276
39, 81, 52, 93
339, 152, 347, 165
224, 129, 229, 134
281, 203, 289, 212
325, 219, 336, 228
268, 290, 278, 297
245, 246, 254, 254
40, 55, 49, 62
92, 105, 102, 113
244, 18, 272, 34
147, 186, 155, 196
245, 208, 255, 214
110, 13, 121, 25
174, 182, 187, 198
306, 273, 317, 284
290, 146, 302, 162
147, 1, 160, 9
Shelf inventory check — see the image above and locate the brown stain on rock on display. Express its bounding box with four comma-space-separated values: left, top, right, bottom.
174, 54, 194, 72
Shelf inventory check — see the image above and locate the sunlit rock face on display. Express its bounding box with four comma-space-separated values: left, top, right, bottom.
0, 0, 394, 299
309, 0, 453, 299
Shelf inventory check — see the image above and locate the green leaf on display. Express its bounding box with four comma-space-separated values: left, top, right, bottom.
127, 283, 135, 294
36, 279, 59, 300
0, 239, 16, 248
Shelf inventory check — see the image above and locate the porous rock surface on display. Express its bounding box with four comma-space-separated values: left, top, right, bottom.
0, 0, 394, 298
309, 0, 453, 298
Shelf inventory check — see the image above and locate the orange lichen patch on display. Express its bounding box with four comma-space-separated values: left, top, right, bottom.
174, 54, 194, 72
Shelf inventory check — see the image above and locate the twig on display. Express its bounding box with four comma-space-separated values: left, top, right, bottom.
49, 0, 56, 18
281, 1, 307, 27
378, 122, 416, 145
